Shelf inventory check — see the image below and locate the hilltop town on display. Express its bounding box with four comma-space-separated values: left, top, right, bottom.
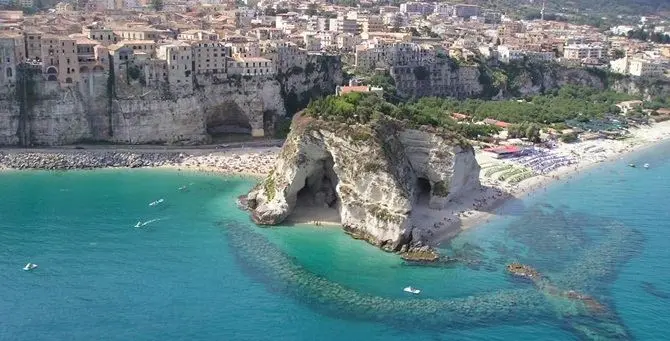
0, 0, 666, 147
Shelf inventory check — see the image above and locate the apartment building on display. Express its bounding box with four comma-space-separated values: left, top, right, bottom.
178, 29, 219, 41
611, 56, 666, 77
563, 44, 603, 60
82, 26, 117, 46
399, 2, 434, 15
497, 45, 524, 63
231, 42, 260, 58
453, 4, 481, 18
156, 42, 193, 87
40, 36, 79, 85
358, 15, 385, 33
227, 57, 275, 77
72, 36, 107, 74
192, 41, 231, 75
114, 26, 161, 41
113, 40, 156, 56
24, 30, 42, 60
433, 3, 453, 17
331, 15, 359, 35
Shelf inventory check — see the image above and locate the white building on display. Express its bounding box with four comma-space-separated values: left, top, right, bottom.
610, 56, 666, 77
563, 44, 603, 60
497, 45, 524, 63
227, 56, 275, 77
399, 2, 434, 15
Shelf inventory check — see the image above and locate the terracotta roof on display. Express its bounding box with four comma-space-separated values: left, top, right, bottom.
339, 86, 370, 94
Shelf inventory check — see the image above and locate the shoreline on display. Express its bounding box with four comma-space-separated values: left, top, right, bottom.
0, 147, 279, 178
435, 120, 670, 240
2, 120, 670, 243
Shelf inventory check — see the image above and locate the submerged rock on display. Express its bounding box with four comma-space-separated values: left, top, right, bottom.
246, 114, 480, 252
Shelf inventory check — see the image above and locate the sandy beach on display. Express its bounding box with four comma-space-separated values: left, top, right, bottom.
2, 120, 669, 240
417, 119, 670, 244
159, 147, 280, 178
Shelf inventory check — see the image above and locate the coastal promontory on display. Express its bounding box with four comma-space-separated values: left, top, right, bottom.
245, 93, 481, 253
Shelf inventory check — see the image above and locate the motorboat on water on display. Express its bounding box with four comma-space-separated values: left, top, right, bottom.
628, 163, 636, 168
644, 163, 650, 169
149, 198, 165, 207
23, 263, 38, 271
403, 286, 421, 294
134, 221, 142, 228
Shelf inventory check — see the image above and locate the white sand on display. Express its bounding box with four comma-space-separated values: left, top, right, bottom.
417, 120, 670, 245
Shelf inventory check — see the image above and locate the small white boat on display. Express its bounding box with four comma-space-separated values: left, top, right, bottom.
644, 163, 650, 169
23, 263, 38, 271
134, 221, 142, 228
403, 286, 421, 294
628, 163, 636, 168
149, 198, 164, 207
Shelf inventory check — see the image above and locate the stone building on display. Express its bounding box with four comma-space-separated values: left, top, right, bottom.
192, 41, 230, 75
177, 29, 219, 41
227, 56, 275, 77
24, 30, 42, 60
156, 42, 193, 90
114, 26, 161, 41
0, 33, 24, 86
82, 26, 117, 46
40, 36, 79, 85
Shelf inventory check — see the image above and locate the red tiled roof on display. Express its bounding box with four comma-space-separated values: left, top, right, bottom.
339, 86, 370, 94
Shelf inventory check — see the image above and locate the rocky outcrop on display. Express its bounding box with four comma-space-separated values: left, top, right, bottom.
246, 115, 480, 251
279, 54, 343, 115
487, 62, 670, 99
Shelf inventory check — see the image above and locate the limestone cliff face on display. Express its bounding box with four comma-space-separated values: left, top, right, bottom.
0, 73, 287, 146
246, 116, 480, 251
279, 55, 343, 114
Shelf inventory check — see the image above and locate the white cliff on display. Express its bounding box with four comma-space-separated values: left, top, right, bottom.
0, 63, 340, 146
246, 115, 481, 253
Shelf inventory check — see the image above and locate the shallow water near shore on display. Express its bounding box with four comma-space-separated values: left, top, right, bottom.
1, 143, 670, 340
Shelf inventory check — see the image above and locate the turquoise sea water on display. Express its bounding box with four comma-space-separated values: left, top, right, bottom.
1, 144, 670, 340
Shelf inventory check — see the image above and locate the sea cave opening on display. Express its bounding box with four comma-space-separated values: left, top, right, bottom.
288, 156, 342, 225
416, 177, 432, 206
205, 103, 253, 143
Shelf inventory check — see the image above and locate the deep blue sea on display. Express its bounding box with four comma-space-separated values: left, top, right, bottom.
1, 144, 670, 341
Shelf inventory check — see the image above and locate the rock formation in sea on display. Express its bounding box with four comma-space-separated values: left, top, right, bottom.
245, 112, 480, 254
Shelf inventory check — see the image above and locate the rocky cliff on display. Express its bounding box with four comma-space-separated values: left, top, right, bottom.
246, 114, 480, 252
0, 59, 342, 146
279, 54, 343, 115
480, 61, 670, 99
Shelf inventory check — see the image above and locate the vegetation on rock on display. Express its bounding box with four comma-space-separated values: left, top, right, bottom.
304, 85, 636, 140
